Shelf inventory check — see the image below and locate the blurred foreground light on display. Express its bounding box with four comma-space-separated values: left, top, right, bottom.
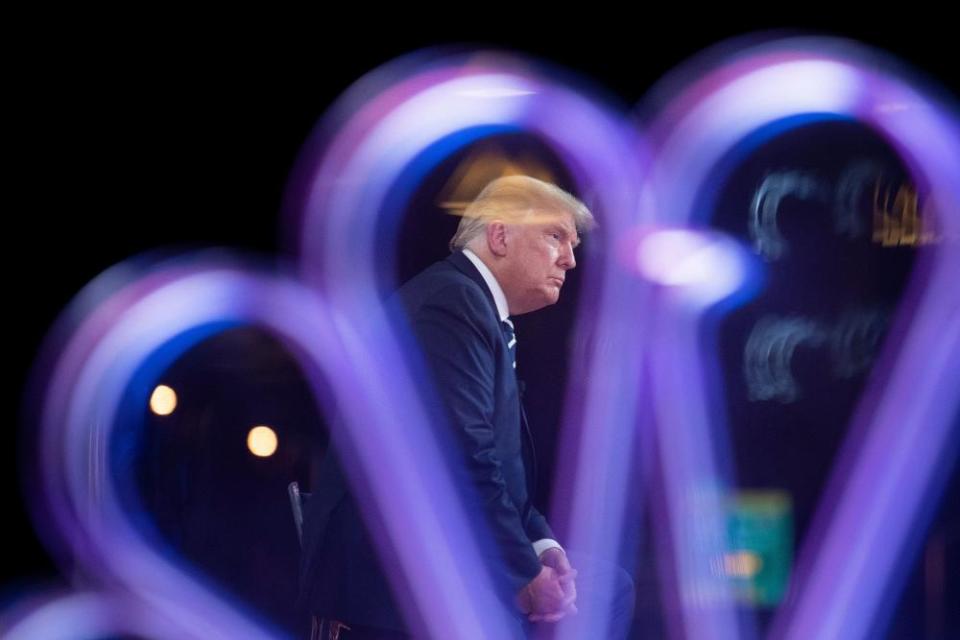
728, 490, 793, 606
723, 551, 763, 578
454, 87, 538, 98
247, 425, 278, 457
636, 229, 750, 305
149, 384, 177, 416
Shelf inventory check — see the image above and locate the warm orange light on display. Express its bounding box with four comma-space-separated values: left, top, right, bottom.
247, 425, 278, 457
149, 385, 177, 416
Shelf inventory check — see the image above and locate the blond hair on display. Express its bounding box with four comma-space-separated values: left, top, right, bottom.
449, 175, 595, 251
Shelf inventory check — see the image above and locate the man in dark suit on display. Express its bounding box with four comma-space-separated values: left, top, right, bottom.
300, 176, 624, 639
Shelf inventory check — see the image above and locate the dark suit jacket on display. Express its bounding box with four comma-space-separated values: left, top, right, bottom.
298, 250, 553, 631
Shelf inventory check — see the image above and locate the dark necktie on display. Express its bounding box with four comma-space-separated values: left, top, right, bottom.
502, 318, 539, 497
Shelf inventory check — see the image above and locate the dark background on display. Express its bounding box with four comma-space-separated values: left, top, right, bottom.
8, 16, 958, 638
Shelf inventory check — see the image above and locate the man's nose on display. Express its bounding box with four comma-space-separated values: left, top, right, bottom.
559, 242, 576, 270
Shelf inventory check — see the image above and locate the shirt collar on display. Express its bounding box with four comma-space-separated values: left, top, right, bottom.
462, 248, 509, 322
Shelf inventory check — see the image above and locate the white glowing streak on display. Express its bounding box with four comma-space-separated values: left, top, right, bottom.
655, 60, 863, 224
361, 73, 533, 176
638, 231, 746, 305
455, 88, 538, 98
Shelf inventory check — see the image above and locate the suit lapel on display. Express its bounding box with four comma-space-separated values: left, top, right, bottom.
446, 251, 500, 323
448, 251, 539, 500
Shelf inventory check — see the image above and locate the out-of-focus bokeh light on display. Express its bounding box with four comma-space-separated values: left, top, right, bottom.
148, 384, 177, 416
246, 425, 278, 458
636, 228, 751, 306
722, 551, 763, 578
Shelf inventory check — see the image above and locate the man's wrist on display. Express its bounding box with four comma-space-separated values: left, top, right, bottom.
533, 538, 562, 558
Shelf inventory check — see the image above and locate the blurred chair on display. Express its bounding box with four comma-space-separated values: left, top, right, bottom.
289, 481, 323, 639
288, 480, 310, 547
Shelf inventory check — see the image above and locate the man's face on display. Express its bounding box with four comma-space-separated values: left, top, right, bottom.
501, 209, 580, 315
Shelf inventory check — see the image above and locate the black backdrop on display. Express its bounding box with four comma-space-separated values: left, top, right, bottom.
8, 16, 958, 638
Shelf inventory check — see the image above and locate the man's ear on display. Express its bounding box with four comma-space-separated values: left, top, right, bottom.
486, 221, 508, 257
